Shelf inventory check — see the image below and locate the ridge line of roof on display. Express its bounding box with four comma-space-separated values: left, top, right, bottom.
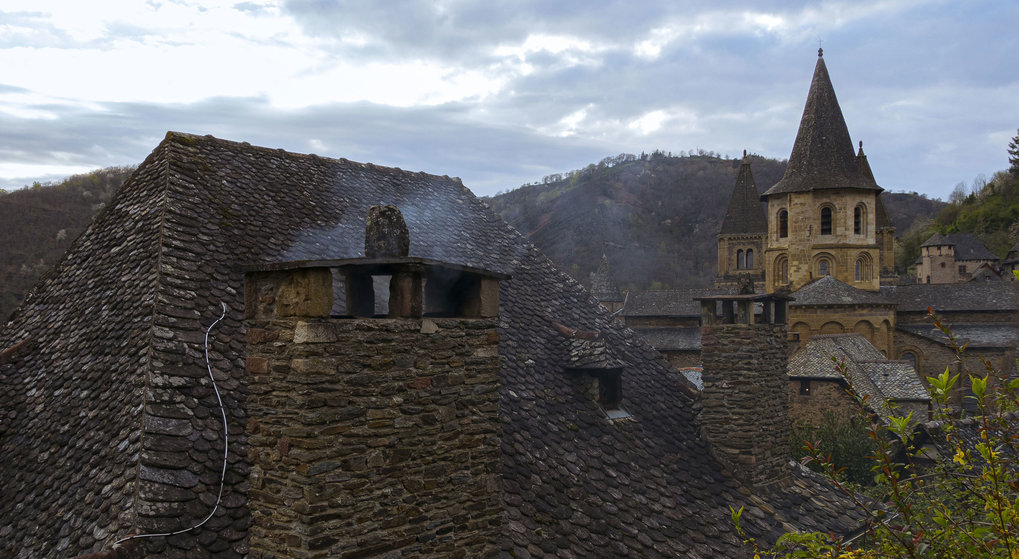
163, 131, 465, 185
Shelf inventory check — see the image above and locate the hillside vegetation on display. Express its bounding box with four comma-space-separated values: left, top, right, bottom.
487, 151, 944, 291
0, 167, 134, 321
896, 168, 1019, 270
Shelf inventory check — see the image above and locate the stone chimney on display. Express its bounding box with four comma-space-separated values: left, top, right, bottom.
696, 285, 793, 487
243, 206, 505, 558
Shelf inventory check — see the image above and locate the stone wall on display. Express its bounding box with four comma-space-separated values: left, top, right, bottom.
699, 323, 790, 486
764, 190, 882, 293
789, 305, 896, 356
788, 379, 856, 426
244, 268, 501, 558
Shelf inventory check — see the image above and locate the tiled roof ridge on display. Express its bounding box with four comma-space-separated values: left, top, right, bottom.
163, 131, 465, 186
130, 136, 179, 537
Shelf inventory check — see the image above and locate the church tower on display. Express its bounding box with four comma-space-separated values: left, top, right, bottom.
761, 49, 889, 293
715, 151, 767, 290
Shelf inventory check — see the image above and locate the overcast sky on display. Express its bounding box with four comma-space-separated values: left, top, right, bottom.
1, 0, 1016, 200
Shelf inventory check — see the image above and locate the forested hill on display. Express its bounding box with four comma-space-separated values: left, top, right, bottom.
486, 151, 945, 292
0, 167, 134, 321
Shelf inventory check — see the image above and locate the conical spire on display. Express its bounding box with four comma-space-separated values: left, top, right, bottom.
762, 51, 881, 197
720, 151, 768, 235
589, 254, 623, 303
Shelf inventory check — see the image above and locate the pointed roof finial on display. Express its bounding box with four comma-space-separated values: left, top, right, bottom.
743, 149, 747, 159
818, 47, 823, 58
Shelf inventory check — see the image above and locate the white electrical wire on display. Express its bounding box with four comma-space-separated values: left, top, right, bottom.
112, 302, 230, 548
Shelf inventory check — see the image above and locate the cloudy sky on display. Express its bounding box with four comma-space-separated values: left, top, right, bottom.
1, 0, 1016, 199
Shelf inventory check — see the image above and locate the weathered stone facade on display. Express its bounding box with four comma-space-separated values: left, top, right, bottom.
788, 379, 855, 426
763, 189, 882, 293
789, 304, 895, 356
244, 267, 502, 558
700, 323, 790, 486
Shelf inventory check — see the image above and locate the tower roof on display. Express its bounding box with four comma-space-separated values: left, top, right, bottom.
719, 152, 767, 235
763, 50, 882, 198
589, 254, 623, 302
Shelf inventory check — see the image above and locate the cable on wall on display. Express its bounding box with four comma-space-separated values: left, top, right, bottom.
111, 302, 230, 548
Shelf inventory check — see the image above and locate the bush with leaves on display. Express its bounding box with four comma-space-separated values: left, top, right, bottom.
734, 273, 1019, 558
790, 410, 878, 487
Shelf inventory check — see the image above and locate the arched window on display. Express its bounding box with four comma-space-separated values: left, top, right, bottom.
900, 351, 917, 369
746, 249, 754, 269
780, 259, 788, 283
854, 204, 867, 235
819, 260, 829, 276
820, 206, 833, 235
778, 210, 789, 238
855, 253, 872, 282
737, 249, 745, 269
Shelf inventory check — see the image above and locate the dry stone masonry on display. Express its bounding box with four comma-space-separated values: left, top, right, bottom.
697, 291, 792, 487
244, 262, 502, 558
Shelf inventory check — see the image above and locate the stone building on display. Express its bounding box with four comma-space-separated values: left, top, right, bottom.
915, 233, 1001, 284
715, 152, 767, 291
787, 334, 930, 426
0, 132, 864, 558
758, 50, 892, 294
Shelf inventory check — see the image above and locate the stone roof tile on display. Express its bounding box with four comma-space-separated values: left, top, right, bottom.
762, 52, 881, 198
790, 276, 888, 306
1, 132, 863, 558
719, 157, 768, 235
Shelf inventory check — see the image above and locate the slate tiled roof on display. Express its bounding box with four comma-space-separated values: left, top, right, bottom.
788, 334, 929, 414
631, 327, 702, 351
762, 52, 881, 197
623, 288, 720, 317
882, 283, 1019, 313
588, 254, 623, 302
790, 276, 889, 306
898, 323, 1019, 349
0, 132, 862, 558
920, 233, 998, 261
719, 157, 768, 235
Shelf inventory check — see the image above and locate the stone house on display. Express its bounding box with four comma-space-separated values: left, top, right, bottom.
0, 132, 866, 558
787, 334, 930, 426
915, 233, 1000, 284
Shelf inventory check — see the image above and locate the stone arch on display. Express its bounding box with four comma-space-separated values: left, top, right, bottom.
775, 255, 789, 285
853, 320, 875, 341
819, 203, 835, 235
820, 321, 845, 334
898, 346, 922, 372
791, 321, 811, 345
855, 252, 874, 282
854, 203, 868, 235
813, 252, 836, 278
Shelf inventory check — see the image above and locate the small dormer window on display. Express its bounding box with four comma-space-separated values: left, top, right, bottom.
598, 372, 623, 410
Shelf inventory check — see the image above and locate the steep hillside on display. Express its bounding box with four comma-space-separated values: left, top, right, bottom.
487, 152, 784, 291
488, 152, 944, 290
0, 167, 134, 320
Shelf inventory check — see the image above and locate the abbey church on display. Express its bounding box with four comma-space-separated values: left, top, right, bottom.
713, 49, 1017, 403
608, 50, 1017, 412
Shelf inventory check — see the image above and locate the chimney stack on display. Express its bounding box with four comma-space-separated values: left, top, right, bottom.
243, 207, 506, 558
696, 284, 793, 487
